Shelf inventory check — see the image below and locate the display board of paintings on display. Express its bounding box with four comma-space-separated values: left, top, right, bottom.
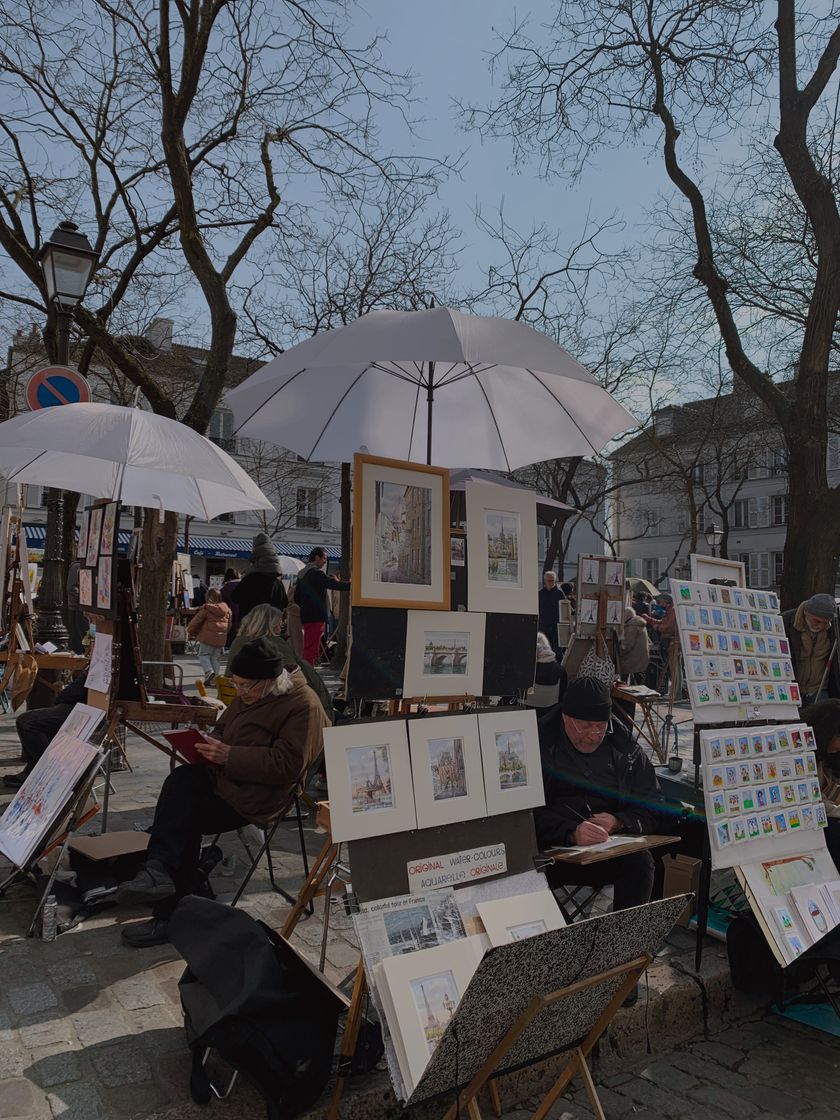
78, 501, 120, 617
352, 453, 450, 610
671, 577, 799, 724
324, 711, 545, 844
575, 554, 626, 637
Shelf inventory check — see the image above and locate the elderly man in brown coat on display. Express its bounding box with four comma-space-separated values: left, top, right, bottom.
117, 637, 326, 946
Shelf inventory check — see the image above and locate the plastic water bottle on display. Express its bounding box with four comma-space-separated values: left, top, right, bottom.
41, 895, 58, 942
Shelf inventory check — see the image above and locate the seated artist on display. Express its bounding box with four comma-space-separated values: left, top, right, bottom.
3, 672, 89, 789
800, 699, 840, 870
117, 637, 327, 947
534, 676, 665, 912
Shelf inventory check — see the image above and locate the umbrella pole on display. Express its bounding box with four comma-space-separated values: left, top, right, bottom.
426, 360, 435, 465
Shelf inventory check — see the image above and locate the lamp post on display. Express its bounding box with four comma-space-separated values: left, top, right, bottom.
704, 524, 724, 558
35, 221, 98, 647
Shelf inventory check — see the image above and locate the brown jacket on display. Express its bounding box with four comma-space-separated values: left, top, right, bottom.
187, 601, 232, 647
211, 672, 327, 823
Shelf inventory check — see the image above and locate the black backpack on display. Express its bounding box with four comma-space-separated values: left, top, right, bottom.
168, 896, 345, 1120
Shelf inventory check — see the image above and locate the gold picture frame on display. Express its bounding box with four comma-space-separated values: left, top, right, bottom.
352, 453, 451, 610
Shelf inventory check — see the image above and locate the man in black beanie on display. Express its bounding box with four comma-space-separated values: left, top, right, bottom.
534, 675, 664, 911
116, 638, 326, 947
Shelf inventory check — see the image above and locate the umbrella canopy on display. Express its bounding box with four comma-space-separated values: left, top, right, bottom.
276, 555, 304, 577
0, 403, 273, 520
227, 307, 638, 469
448, 468, 578, 528
626, 577, 660, 599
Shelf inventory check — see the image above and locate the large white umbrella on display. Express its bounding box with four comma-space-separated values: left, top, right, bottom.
227, 307, 638, 468
0, 403, 273, 519
276, 554, 304, 577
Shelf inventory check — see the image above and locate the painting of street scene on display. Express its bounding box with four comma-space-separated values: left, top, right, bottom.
410, 969, 459, 1055
374, 480, 432, 585
485, 510, 520, 583
428, 736, 468, 800
347, 744, 394, 814
423, 631, 469, 675
384, 904, 439, 954
496, 730, 528, 789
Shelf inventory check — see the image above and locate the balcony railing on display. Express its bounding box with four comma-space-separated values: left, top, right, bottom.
296, 514, 320, 530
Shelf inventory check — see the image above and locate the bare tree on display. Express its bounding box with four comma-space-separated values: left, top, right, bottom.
0, 0, 442, 658
468, 2, 840, 606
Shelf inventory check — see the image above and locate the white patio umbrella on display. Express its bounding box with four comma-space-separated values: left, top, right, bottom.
276, 555, 304, 577
0, 403, 273, 519
227, 307, 638, 469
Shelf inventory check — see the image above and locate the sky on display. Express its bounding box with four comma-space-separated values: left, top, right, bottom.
350, 0, 672, 290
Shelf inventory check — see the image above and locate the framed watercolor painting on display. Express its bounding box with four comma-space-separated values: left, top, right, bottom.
408, 714, 486, 829
464, 481, 538, 614
690, 555, 746, 587
352, 453, 450, 610
403, 610, 486, 698
476, 709, 544, 815
476, 889, 565, 947
85, 506, 103, 568
76, 509, 90, 560
323, 719, 416, 842
99, 501, 119, 556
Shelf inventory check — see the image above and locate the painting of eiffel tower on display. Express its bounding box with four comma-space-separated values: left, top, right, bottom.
347, 744, 394, 814
410, 970, 459, 1055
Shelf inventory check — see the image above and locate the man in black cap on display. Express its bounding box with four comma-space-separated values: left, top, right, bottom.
116, 637, 327, 946
783, 593, 840, 706
535, 676, 664, 910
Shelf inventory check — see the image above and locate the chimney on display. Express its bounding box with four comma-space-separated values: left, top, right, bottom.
144, 318, 174, 351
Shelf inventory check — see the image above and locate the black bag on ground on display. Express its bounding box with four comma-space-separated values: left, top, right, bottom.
169, 896, 344, 1120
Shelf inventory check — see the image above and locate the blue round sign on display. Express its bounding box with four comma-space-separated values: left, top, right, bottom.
26, 366, 91, 410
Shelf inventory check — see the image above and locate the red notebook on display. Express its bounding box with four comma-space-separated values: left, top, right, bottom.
161, 728, 211, 765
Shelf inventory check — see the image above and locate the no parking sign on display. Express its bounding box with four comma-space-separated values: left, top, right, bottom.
26, 365, 91, 410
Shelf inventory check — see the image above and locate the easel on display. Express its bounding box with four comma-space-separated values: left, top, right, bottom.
442, 953, 651, 1120
0, 511, 38, 705
386, 694, 477, 715
0, 751, 102, 937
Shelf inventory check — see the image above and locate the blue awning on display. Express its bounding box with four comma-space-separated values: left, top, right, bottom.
24, 524, 340, 563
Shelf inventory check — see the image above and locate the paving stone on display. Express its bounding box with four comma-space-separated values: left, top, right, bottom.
0, 1040, 28, 1079
59, 987, 113, 1016
732, 1083, 803, 1115
46, 1080, 105, 1120
687, 1084, 760, 1118
110, 975, 167, 1012
46, 960, 98, 989
611, 1077, 685, 1117
89, 1042, 152, 1088
640, 1060, 699, 1093
8, 984, 59, 1016
26, 1045, 84, 1089
690, 1039, 745, 1068
0, 1077, 49, 1119
70, 1010, 133, 1048
19, 1018, 77, 1051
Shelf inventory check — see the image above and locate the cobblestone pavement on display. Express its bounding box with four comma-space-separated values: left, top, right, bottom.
498, 1013, 840, 1120
1, 662, 836, 1119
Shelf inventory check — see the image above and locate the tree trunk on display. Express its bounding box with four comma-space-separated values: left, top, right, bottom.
331, 462, 352, 672
543, 518, 563, 574
781, 439, 840, 609
139, 508, 179, 670
60, 491, 80, 629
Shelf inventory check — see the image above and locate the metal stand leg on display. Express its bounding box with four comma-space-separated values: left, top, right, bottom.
100, 746, 113, 834
27, 832, 72, 938
694, 827, 712, 971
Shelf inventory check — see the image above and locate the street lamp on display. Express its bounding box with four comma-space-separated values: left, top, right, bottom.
35, 221, 97, 647
704, 524, 724, 558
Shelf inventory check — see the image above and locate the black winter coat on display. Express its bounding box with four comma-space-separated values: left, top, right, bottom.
533, 707, 664, 848
294, 565, 350, 624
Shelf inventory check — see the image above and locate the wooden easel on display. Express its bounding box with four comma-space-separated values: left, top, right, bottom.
0, 512, 37, 703
441, 953, 651, 1120
386, 694, 477, 715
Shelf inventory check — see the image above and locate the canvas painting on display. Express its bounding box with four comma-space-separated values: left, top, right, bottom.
99, 502, 118, 556
465, 481, 538, 614
450, 535, 465, 568
410, 970, 459, 1055
478, 710, 544, 815
77, 509, 90, 560
403, 611, 486, 698
96, 556, 113, 612
79, 568, 93, 608
580, 556, 599, 584
353, 454, 449, 610
85, 507, 103, 568
324, 720, 416, 842
605, 599, 623, 627
578, 598, 599, 626
476, 889, 566, 948
408, 714, 486, 828
604, 560, 624, 588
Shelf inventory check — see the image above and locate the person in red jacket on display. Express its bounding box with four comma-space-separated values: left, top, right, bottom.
187, 588, 232, 684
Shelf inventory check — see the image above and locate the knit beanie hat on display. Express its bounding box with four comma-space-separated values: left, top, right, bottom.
562, 676, 612, 722
803, 593, 836, 620
229, 637, 285, 680
249, 532, 283, 576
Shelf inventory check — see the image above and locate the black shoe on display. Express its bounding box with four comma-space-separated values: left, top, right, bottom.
121, 917, 170, 948
115, 860, 177, 905
3, 771, 28, 789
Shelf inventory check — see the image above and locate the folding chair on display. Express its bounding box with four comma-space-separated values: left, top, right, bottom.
212, 794, 313, 913
214, 674, 236, 706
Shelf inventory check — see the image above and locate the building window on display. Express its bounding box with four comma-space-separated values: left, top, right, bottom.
772, 551, 784, 586
208, 408, 236, 453
643, 557, 660, 583
747, 453, 770, 480
690, 464, 705, 485
736, 553, 751, 584
733, 499, 748, 529
771, 495, 787, 526
213, 512, 235, 523
748, 496, 770, 528
829, 434, 840, 471
751, 552, 770, 588
296, 487, 320, 530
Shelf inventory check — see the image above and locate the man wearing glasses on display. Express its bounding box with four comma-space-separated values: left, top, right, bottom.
117, 636, 326, 947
